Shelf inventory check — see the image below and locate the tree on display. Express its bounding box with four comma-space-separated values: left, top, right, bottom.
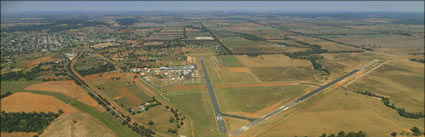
148, 120, 154, 126
319, 133, 327, 137
328, 134, 335, 137
390, 132, 397, 137
411, 126, 422, 136
336, 131, 345, 137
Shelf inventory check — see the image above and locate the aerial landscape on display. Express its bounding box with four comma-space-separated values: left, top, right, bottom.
0, 1, 424, 137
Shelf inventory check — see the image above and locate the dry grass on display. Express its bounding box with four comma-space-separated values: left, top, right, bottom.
40, 112, 116, 137
236, 55, 311, 68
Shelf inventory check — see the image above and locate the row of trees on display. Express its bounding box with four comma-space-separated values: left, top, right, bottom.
409, 58, 425, 64
391, 127, 424, 137
0, 92, 13, 99
1, 110, 63, 133
356, 91, 425, 119
76, 62, 116, 76
319, 131, 367, 137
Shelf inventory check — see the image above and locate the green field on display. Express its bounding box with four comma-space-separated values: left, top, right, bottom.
215, 85, 307, 113
134, 106, 177, 134
1, 80, 43, 93
165, 88, 226, 137
217, 56, 244, 67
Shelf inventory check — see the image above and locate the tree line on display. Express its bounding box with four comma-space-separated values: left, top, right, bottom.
319, 130, 367, 137
356, 90, 425, 119
76, 62, 116, 76
0, 92, 13, 100
1, 110, 63, 133
409, 58, 425, 64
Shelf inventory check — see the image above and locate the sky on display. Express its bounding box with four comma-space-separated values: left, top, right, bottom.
2, 1, 424, 14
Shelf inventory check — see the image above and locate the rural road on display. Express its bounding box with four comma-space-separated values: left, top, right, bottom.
231, 60, 377, 136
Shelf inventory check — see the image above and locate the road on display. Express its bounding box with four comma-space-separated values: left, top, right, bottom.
231, 60, 377, 136
200, 58, 228, 133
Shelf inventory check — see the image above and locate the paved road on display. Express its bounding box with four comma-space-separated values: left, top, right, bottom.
231, 65, 367, 136
200, 58, 228, 133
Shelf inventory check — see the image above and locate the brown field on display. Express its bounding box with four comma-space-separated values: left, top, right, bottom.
228, 67, 250, 72
115, 86, 143, 105
84, 71, 122, 81
0, 132, 37, 137
25, 80, 104, 112
92, 43, 113, 48
143, 41, 166, 46
236, 55, 311, 67
1, 92, 78, 113
243, 89, 424, 137
40, 112, 116, 137
23, 56, 53, 66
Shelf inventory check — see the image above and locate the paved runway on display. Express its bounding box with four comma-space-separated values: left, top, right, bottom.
200, 58, 227, 133
231, 68, 362, 136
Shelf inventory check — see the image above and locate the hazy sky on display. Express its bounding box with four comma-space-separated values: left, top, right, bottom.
2, 1, 424, 14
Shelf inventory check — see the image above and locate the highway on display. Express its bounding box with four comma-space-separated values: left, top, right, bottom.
231, 60, 376, 136
200, 58, 228, 133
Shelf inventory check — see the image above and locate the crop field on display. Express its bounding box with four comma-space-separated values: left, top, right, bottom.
215, 85, 307, 114
24, 80, 105, 111
245, 89, 424, 137
348, 57, 425, 112
165, 88, 227, 137
41, 112, 116, 137
1, 92, 78, 113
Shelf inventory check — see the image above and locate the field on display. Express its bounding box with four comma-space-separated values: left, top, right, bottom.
134, 106, 176, 134
215, 85, 308, 114
216, 56, 244, 67
85, 72, 151, 109
165, 88, 227, 137
243, 88, 424, 137
221, 37, 284, 54
1, 92, 78, 113
41, 112, 116, 137
348, 57, 425, 112
24, 80, 105, 111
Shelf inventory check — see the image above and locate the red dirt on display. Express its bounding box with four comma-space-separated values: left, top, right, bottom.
23, 56, 53, 66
